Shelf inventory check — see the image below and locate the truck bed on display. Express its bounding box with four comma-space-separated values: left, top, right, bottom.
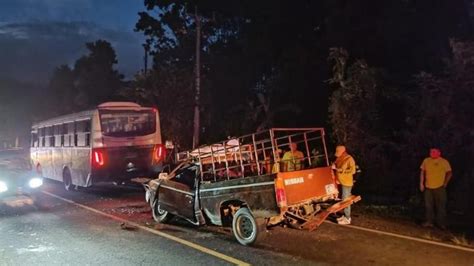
199, 174, 279, 225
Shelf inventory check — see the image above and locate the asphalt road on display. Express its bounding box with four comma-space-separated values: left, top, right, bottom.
1, 178, 474, 265
0, 194, 231, 265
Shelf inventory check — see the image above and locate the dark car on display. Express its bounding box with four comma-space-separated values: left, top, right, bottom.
0, 149, 43, 205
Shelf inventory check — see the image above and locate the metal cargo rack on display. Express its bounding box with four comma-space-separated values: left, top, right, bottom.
176, 128, 330, 183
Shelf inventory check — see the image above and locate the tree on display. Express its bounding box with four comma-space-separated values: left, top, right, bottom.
328, 47, 405, 197
120, 66, 195, 149
406, 40, 474, 214
48, 65, 75, 114
74, 40, 124, 108
46, 40, 124, 114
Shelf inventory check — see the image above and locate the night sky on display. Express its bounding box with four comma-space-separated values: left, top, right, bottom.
0, 0, 146, 83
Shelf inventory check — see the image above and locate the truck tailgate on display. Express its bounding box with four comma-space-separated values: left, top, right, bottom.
277, 166, 337, 206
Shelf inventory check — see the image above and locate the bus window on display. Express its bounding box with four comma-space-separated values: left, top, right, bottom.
60, 124, 66, 146
39, 127, 45, 147
31, 131, 38, 147
54, 125, 61, 147
99, 109, 156, 137
45, 126, 54, 147
66, 122, 74, 147
49, 126, 55, 147
76, 120, 91, 147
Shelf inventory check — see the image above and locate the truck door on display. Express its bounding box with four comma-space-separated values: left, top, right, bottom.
158, 165, 198, 222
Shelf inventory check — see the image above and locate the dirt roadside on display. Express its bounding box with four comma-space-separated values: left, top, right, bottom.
350, 203, 473, 248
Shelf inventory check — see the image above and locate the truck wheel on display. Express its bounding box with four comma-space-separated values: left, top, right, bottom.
152, 200, 173, 223
232, 208, 265, 246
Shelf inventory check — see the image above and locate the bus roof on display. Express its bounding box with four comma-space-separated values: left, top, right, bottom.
97, 102, 142, 109
31, 102, 154, 129
32, 109, 95, 129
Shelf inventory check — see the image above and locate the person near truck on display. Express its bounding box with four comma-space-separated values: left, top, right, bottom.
282, 142, 304, 172
419, 147, 452, 229
332, 145, 356, 225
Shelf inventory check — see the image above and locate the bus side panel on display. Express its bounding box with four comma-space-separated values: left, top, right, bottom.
63, 146, 73, 179
71, 148, 91, 187
36, 148, 59, 181
30, 147, 40, 175
51, 147, 63, 180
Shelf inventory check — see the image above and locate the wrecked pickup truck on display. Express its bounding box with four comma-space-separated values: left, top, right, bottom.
144, 128, 361, 245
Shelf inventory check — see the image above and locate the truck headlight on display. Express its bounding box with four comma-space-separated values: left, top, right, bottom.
0, 181, 8, 193
29, 178, 43, 189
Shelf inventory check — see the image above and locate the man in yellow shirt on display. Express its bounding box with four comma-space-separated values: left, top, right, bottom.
420, 148, 452, 229
332, 145, 356, 225
282, 142, 304, 172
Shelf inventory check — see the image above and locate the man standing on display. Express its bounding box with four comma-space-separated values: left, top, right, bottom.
420, 148, 452, 229
282, 142, 304, 172
332, 145, 356, 225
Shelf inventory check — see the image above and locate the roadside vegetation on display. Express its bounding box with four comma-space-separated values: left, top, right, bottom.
1, 0, 472, 244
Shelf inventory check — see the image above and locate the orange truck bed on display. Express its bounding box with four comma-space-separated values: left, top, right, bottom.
276, 166, 338, 206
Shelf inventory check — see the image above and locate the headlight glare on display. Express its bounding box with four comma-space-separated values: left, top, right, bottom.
29, 178, 43, 188
0, 181, 8, 193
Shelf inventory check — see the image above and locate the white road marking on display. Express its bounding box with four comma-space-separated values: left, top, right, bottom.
41, 191, 250, 266
17, 245, 55, 254
325, 220, 474, 253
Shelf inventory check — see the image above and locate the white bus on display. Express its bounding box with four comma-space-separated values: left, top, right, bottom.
30, 102, 166, 190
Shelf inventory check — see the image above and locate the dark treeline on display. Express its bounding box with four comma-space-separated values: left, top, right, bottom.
17, 0, 474, 218
125, 0, 473, 211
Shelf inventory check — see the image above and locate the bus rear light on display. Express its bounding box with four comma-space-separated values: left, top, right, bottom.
153, 144, 166, 163
92, 149, 106, 167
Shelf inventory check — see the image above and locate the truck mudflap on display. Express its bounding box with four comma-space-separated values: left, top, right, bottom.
284, 195, 361, 231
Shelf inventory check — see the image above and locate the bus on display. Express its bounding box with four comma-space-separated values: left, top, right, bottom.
30, 102, 166, 190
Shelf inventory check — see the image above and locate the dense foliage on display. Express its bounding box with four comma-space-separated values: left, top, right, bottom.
126, 1, 473, 215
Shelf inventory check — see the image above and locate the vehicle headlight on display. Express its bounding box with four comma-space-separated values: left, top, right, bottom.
0, 181, 8, 193
29, 177, 43, 189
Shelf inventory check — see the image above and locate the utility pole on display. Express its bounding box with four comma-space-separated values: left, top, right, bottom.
192, 6, 201, 149
143, 43, 149, 75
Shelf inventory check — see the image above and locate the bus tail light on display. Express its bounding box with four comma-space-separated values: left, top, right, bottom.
275, 176, 287, 208
153, 144, 166, 163
92, 148, 106, 167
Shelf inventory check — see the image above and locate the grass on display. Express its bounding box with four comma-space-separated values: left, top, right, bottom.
450, 234, 472, 247
422, 232, 442, 242
355, 204, 412, 220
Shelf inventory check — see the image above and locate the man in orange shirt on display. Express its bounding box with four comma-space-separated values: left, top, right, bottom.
420, 148, 452, 229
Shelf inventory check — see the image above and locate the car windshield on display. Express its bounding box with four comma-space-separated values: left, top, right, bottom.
99, 109, 156, 137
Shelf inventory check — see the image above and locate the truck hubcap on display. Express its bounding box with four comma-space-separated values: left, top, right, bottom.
237, 216, 254, 239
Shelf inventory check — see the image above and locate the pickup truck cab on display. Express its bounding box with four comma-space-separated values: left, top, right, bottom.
145, 128, 360, 245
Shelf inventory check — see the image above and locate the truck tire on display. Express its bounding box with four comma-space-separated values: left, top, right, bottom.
232, 208, 265, 246
152, 200, 173, 223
